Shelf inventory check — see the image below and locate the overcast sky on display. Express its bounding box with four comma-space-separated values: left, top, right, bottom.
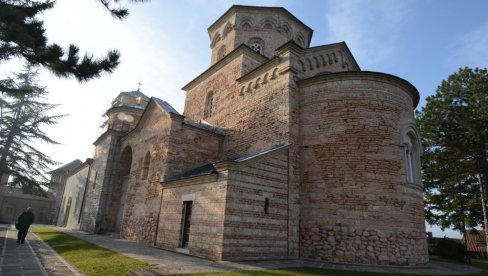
2, 0, 487, 238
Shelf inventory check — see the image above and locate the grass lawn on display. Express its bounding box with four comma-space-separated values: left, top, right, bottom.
470, 258, 488, 274
30, 227, 488, 276
31, 226, 155, 276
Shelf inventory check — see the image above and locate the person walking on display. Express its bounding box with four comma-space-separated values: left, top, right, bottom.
16, 206, 35, 244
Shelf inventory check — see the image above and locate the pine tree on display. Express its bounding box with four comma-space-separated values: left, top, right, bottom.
0, 0, 147, 94
0, 64, 62, 196
417, 67, 488, 249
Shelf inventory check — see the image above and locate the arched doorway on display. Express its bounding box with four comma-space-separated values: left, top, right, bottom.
107, 146, 132, 233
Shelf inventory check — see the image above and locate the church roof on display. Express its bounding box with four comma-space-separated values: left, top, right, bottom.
163, 143, 290, 183
109, 90, 150, 111
182, 119, 225, 136
152, 97, 180, 115
120, 90, 150, 101
47, 159, 83, 175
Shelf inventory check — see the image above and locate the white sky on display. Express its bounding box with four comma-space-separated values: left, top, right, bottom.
2, 0, 488, 238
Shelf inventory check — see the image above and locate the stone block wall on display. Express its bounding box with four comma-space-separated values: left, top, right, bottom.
118, 105, 172, 243
297, 72, 428, 265
222, 150, 290, 260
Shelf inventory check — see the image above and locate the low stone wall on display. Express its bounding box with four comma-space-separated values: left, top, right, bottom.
300, 224, 428, 265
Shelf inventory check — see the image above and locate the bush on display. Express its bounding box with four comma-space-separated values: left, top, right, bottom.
433, 238, 467, 261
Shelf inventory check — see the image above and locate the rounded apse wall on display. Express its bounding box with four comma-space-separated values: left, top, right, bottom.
297, 71, 428, 266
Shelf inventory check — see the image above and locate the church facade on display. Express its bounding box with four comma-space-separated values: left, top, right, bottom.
66, 5, 428, 266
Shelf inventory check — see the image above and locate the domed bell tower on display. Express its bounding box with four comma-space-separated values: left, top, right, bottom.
208, 5, 313, 64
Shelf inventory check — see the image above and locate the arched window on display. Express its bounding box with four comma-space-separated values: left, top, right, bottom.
401, 125, 422, 185
249, 38, 264, 54
142, 152, 151, 180
250, 42, 262, 53
205, 91, 216, 118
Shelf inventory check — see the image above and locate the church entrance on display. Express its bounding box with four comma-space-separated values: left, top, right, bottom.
179, 201, 193, 248
107, 146, 132, 233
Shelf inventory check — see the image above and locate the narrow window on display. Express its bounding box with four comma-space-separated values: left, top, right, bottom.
405, 135, 416, 183
179, 201, 193, 248
402, 130, 421, 184
264, 198, 269, 214
142, 152, 151, 180
206, 91, 216, 118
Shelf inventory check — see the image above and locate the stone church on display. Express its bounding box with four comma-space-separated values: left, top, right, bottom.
61, 5, 428, 266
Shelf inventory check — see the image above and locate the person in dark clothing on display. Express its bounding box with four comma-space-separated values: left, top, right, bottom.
17, 207, 35, 244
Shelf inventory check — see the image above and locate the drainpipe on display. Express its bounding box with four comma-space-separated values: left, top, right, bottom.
154, 182, 164, 246
78, 159, 94, 225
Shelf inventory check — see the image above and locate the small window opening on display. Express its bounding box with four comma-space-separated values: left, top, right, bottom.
264, 198, 269, 214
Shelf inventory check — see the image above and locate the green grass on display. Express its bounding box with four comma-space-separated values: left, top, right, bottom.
186, 267, 397, 276
32, 226, 155, 276
470, 258, 488, 275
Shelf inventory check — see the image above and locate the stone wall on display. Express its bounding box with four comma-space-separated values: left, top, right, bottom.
118, 104, 172, 243
0, 186, 54, 224
298, 72, 428, 265
81, 131, 120, 233
222, 150, 290, 260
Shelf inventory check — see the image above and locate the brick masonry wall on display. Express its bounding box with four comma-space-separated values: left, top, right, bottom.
117, 104, 223, 245
184, 53, 292, 160
158, 176, 227, 260
209, 9, 311, 64
298, 73, 428, 265
165, 122, 223, 177
222, 150, 290, 260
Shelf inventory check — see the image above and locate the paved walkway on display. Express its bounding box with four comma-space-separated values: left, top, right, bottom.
0, 224, 484, 275
60, 228, 482, 275
0, 224, 81, 276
